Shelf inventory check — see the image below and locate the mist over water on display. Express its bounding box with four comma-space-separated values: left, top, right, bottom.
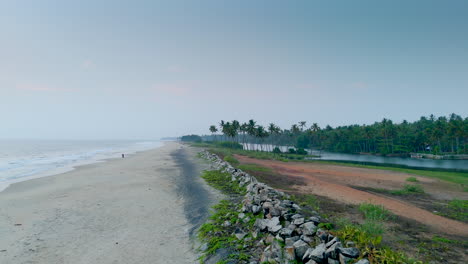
0, 140, 162, 192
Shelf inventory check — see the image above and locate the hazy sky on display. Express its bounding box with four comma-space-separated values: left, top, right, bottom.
1, 0, 467, 140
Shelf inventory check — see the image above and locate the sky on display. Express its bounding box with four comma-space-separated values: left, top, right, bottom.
1, 0, 467, 140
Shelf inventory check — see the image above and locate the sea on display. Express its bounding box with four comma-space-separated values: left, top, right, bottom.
0, 140, 163, 192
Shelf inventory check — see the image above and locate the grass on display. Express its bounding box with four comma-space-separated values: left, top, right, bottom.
358, 203, 392, 221
200, 170, 246, 195
390, 184, 425, 195
198, 169, 265, 263
305, 160, 468, 186
406, 176, 419, 182
192, 143, 468, 186
435, 199, 468, 222
237, 163, 273, 173
223, 155, 240, 166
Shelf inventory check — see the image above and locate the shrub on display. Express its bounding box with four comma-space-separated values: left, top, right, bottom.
406, 177, 419, 182
391, 184, 425, 195
296, 148, 308, 155
288, 148, 297, 154
272, 147, 282, 154
359, 203, 392, 221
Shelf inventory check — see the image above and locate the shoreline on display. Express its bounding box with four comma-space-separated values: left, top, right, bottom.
0, 141, 164, 193
0, 142, 216, 264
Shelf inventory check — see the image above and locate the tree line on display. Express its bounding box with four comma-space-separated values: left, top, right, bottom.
207, 114, 468, 155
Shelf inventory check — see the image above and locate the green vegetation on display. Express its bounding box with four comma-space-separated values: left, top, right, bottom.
205, 114, 468, 157
198, 169, 263, 263
435, 199, 468, 222
180, 134, 202, 142
237, 164, 273, 173
358, 203, 392, 221
223, 155, 240, 166
406, 176, 419, 182
200, 170, 245, 195
390, 184, 425, 195
302, 160, 468, 186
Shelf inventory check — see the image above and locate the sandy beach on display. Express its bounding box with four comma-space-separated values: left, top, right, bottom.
0, 142, 215, 264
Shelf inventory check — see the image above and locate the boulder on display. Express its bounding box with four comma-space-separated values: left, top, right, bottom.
337, 247, 360, 258
293, 218, 305, 225
302, 222, 317, 236
303, 243, 326, 263
293, 240, 310, 259
325, 242, 342, 259
284, 246, 295, 260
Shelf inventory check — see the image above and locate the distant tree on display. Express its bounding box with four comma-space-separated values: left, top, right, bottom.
209, 125, 218, 141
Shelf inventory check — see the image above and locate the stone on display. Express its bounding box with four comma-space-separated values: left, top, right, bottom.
291, 214, 303, 220
279, 227, 293, 237
254, 219, 268, 231
293, 218, 305, 225
304, 243, 326, 263
305, 260, 318, 264
302, 222, 317, 236
235, 232, 247, 240
339, 253, 352, 264
293, 240, 310, 259
337, 247, 360, 258
284, 246, 295, 260
301, 235, 314, 243
285, 236, 299, 247
325, 237, 340, 248
252, 205, 261, 214
238, 213, 245, 219
325, 242, 342, 259
316, 229, 329, 243
328, 258, 340, 264
223, 220, 231, 227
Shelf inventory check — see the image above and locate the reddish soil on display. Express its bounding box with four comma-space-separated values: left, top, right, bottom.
234, 155, 468, 237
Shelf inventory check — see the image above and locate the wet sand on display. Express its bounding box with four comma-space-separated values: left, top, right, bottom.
0, 142, 215, 264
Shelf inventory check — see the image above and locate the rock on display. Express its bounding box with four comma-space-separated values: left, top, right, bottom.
252, 205, 261, 214
302, 222, 317, 236
291, 214, 303, 220
305, 260, 318, 264
234, 228, 247, 240
223, 221, 231, 227
316, 229, 329, 243
293, 240, 310, 259
254, 219, 268, 231
328, 258, 340, 264
293, 218, 305, 225
284, 246, 295, 260
285, 236, 299, 247
339, 253, 352, 264
355, 259, 370, 264
303, 243, 326, 263
279, 227, 294, 237
325, 242, 342, 259
292, 204, 301, 210
301, 235, 314, 243
238, 213, 245, 219
325, 237, 340, 248
337, 247, 360, 258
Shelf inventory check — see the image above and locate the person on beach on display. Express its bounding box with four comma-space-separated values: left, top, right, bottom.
122, 154, 125, 158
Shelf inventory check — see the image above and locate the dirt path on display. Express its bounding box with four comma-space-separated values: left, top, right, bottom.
235, 155, 468, 237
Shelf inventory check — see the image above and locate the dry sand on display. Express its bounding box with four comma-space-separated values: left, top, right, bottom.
0, 142, 215, 264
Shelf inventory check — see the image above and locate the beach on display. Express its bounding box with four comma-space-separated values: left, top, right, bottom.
0, 142, 215, 264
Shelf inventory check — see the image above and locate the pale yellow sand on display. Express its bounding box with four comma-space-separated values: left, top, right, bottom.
0, 142, 203, 264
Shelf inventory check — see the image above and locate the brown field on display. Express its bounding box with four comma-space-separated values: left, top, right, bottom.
234, 154, 468, 262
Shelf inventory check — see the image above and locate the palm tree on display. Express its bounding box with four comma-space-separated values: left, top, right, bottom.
231, 120, 240, 143
209, 125, 218, 142
240, 123, 248, 150
299, 121, 307, 131
255, 125, 269, 151
247, 119, 257, 150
